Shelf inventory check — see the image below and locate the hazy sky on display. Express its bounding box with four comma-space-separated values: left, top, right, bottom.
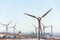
0, 0, 60, 33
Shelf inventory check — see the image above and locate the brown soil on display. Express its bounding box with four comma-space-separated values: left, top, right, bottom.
0, 38, 16, 40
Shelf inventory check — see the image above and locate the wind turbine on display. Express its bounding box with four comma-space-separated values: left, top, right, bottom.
41, 23, 52, 37
24, 8, 53, 40
32, 23, 38, 38
0, 20, 13, 37
9, 22, 17, 38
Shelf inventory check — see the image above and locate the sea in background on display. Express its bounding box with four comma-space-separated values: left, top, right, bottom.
21, 32, 60, 36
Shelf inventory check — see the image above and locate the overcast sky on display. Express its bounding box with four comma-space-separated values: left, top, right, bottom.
0, 0, 60, 33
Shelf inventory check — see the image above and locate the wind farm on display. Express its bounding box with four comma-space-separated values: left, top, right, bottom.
0, 0, 60, 40
0, 7, 59, 40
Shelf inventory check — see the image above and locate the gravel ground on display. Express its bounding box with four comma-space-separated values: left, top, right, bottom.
17, 38, 45, 40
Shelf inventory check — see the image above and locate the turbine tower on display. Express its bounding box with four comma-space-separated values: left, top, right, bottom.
0, 20, 13, 37
32, 23, 38, 38
24, 8, 53, 40
51, 25, 53, 36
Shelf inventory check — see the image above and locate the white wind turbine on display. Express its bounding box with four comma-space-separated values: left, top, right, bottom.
41, 23, 53, 36
9, 22, 17, 38
0, 20, 13, 37
24, 8, 53, 40
32, 23, 38, 38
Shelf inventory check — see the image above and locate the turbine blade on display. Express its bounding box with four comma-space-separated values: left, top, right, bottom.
14, 22, 17, 31
7, 20, 13, 26
41, 22, 45, 30
41, 8, 53, 18
8, 27, 13, 28
45, 26, 51, 28
32, 23, 37, 28
11, 22, 17, 28
24, 13, 37, 19
14, 23, 16, 28
41, 22, 45, 27
0, 23, 6, 26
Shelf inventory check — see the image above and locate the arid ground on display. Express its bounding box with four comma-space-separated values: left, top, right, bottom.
0, 36, 60, 40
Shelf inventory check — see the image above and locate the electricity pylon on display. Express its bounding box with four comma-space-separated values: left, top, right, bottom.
24, 8, 53, 40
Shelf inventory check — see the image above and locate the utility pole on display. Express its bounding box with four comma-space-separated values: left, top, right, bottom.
24, 8, 53, 40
